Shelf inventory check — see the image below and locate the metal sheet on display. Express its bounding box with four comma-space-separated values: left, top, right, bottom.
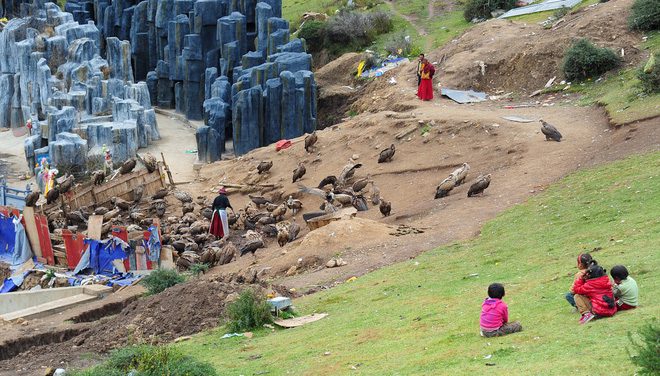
441, 88, 488, 104
502, 116, 536, 123
499, 0, 583, 18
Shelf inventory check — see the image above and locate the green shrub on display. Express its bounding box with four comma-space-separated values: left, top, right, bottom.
326, 10, 392, 46
225, 288, 273, 332
628, 0, 660, 31
628, 319, 660, 375
69, 345, 217, 376
463, 0, 516, 21
141, 268, 185, 295
384, 32, 413, 56
562, 38, 621, 81
188, 263, 210, 276
638, 53, 660, 94
298, 20, 327, 52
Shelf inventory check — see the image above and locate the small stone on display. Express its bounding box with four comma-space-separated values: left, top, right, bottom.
324, 351, 331, 356
44, 368, 55, 376
224, 293, 239, 303
351, 154, 359, 160
326, 259, 337, 268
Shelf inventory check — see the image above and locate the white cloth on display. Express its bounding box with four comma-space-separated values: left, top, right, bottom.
219, 209, 229, 237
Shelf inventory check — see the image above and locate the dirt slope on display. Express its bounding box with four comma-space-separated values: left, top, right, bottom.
436, 0, 645, 93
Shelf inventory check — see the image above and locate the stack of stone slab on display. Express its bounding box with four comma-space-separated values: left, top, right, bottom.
0, 2, 159, 173
85, 0, 318, 162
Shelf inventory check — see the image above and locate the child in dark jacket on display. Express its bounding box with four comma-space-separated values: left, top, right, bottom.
572, 264, 617, 324
480, 283, 522, 337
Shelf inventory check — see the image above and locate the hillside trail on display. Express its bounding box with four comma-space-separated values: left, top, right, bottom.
186, 63, 659, 292
384, 0, 434, 51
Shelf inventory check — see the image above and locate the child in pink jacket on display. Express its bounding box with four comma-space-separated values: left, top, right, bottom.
480, 283, 523, 337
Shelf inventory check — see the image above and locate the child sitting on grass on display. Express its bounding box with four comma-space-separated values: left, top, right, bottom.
572, 264, 617, 324
610, 265, 638, 311
480, 283, 522, 337
565, 253, 595, 310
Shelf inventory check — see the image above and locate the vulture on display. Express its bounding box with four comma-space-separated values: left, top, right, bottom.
173, 189, 193, 203
352, 195, 369, 211
338, 162, 363, 185
141, 153, 158, 173
25, 191, 40, 207
266, 203, 278, 212
271, 204, 288, 221
182, 202, 195, 215
257, 215, 276, 225
434, 176, 456, 199
450, 163, 470, 186
152, 189, 168, 200
540, 119, 562, 142
58, 175, 75, 195
292, 162, 306, 183
318, 175, 338, 189
277, 225, 290, 247
46, 186, 60, 205
248, 195, 271, 208
288, 220, 301, 242
111, 197, 132, 211
257, 160, 273, 174
201, 207, 213, 220
379, 199, 391, 217
330, 192, 353, 206
468, 174, 492, 197
66, 211, 87, 226
260, 223, 279, 237
352, 176, 370, 193
92, 170, 105, 186
119, 158, 137, 175
93, 207, 109, 216
378, 144, 396, 163
304, 131, 318, 152
228, 212, 240, 227
239, 238, 264, 257
370, 181, 381, 205
153, 200, 167, 217
286, 196, 303, 215
298, 185, 328, 199
133, 185, 144, 203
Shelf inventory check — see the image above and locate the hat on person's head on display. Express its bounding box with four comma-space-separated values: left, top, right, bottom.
218, 187, 227, 194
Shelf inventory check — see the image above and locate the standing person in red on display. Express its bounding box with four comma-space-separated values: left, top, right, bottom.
209, 187, 233, 239
480, 283, 523, 337
572, 264, 617, 324
417, 58, 435, 101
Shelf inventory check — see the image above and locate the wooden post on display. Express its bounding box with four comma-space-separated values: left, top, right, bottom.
161, 152, 175, 186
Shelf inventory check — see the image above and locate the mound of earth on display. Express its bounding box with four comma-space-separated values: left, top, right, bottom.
71, 280, 259, 353
435, 0, 644, 93
315, 52, 364, 128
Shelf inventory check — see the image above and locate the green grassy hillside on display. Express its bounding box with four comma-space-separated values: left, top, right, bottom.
176, 152, 660, 375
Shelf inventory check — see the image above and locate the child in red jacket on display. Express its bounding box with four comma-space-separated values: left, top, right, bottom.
572, 264, 617, 324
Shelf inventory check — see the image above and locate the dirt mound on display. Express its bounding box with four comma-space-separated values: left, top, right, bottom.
72, 280, 258, 352
315, 52, 364, 128
298, 217, 392, 249
315, 52, 363, 87
434, 0, 645, 93
0, 263, 10, 282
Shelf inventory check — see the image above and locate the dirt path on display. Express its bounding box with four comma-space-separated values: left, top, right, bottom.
384, 0, 434, 51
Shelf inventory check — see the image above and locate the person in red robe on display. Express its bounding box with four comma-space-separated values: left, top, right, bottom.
209, 187, 233, 238
417, 58, 435, 101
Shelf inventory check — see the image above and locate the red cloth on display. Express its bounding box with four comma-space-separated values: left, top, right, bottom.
572, 275, 617, 317
275, 140, 292, 151
209, 211, 224, 238
417, 78, 434, 100
617, 302, 636, 311
480, 298, 509, 331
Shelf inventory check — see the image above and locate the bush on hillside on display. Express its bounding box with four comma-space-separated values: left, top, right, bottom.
562, 38, 621, 81
384, 32, 413, 56
298, 20, 327, 52
326, 10, 392, 46
628, 0, 660, 31
638, 53, 660, 94
628, 320, 660, 375
69, 345, 217, 376
225, 288, 273, 332
141, 268, 185, 295
463, 0, 516, 21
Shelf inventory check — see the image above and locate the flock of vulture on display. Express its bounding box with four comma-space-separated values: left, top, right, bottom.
225, 118, 564, 257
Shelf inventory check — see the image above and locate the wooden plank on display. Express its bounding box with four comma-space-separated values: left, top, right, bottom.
22, 207, 42, 258
87, 215, 104, 240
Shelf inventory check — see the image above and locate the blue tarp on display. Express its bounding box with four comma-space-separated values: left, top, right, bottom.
74, 238, 128, 275
0, 213, 16, 262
